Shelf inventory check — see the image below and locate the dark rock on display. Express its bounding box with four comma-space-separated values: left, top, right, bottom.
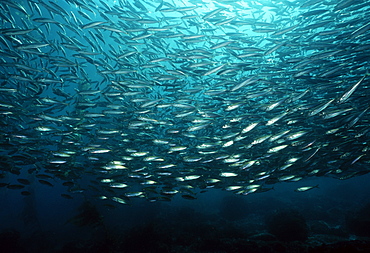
310, 221, 332, 235
249, 232, 277, 241
346, 202, 370, 237
266, 209, 308, 242
309, 240, 370, 253
0, 229, 23, 253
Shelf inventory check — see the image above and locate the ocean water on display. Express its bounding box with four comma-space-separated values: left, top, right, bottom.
0, 0, 370, 252
1, 173, 370, 252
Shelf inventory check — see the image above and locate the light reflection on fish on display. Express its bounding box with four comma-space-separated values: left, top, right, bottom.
0, 0, 369, 205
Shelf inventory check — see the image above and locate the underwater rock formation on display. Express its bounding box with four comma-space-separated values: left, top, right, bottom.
346, 202, 370, 237
266, 209, 308, 242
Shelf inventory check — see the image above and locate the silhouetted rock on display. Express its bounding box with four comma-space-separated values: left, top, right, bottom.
346, 202, 370, 237
266, 209, 308, 242
0, 229, 23, 253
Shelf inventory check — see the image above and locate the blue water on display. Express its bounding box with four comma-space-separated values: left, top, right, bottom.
1, 0, 370, 252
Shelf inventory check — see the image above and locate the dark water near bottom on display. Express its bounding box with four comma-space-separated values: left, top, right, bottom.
1, 173, 370, 252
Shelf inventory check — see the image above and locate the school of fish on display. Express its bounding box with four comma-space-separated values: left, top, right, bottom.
0, 0, 369, 204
